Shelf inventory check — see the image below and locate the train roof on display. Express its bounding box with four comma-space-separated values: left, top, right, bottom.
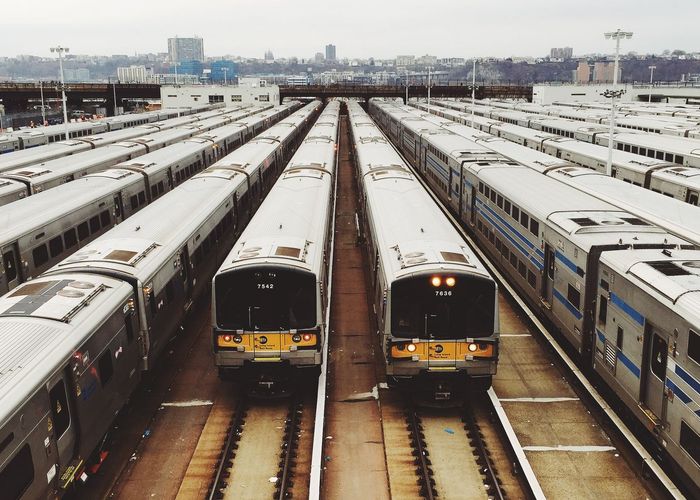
217, 103, 339, 276
0, 171, 141, 243
0, 273, 133, 427
608, 132, 700, 156
601, 249, 700, 326
0, 140, 92, 174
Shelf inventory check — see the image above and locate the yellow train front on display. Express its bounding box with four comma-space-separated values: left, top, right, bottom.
382, 269, 499, 402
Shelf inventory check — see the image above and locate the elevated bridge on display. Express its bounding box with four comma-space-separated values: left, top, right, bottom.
279, 84, 533, 104
0, 83, 161, 113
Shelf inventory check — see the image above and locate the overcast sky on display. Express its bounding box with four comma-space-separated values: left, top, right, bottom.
4, 0, 699, 59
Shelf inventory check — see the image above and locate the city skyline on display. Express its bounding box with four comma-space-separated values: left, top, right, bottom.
4, 0, 699, 60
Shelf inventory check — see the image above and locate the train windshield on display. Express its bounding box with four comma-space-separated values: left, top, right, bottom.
391, 274, 495, 339
215, 267, 317, 331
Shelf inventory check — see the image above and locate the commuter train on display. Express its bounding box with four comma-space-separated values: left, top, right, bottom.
0, 107, 264, 204
422, 101, 700, 206
213, 101, 340, 389
406, 102, 700, 247
348, 101, 499, 401
0, 103, 218, 154
0, 101, 321, 500
0, 105, 227, 173
371, 99, 700, 496
0, 104, 300, 296
436, 99, 700, 169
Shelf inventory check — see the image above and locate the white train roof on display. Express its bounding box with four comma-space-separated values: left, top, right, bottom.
604, 132, 700, 157
601, 249, 700, 327
0, 273, 133, 427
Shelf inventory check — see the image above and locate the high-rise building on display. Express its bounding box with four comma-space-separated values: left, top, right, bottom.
395, 55, 415, 67
550, 47, 573, 60
264, 50, 274, 62
168, 36, 204, 63
314, 52, 325, 64
593, 61, 621, 83
117, 65, 152, 83
573, 60, 591, 83
325, 44, 336, 62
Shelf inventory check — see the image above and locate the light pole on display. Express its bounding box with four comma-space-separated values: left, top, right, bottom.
603, 29, 633, 176
405, 69, 409, 105
471, 58, 477, 128
50, 45, 70, 140
223, 67, 228, 86
109, 76, 118, 116
39, 81, 47, 125
173, 61, 179, 85
427, 66, 432, 107
648, 65, 656, 103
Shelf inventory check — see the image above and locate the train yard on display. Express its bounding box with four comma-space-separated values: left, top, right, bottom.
2, 98, 699, 500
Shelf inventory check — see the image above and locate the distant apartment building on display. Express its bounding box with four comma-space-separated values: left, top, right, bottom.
438, 57, 465, 67
117, 65, 151, 83
168, 36, 204, 62
417, 55, 438, 66
395, 55, 415, 67
325, 44, 336, 62
210, 60, 237, 83
63, 68, 90, 82
314, 52, 325, 64
287, 74, 309, 86
574, 60, 591, 83
550, 47, 573, 60
264, 50, 274, 62
593, 61, 621, 83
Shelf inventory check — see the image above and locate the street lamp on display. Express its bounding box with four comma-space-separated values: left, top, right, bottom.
602, 29, 633, 176
39, 81, 46, 125
405, 69, 409, 105
648, 65, 656, 103
108, 76, 118, 116
427, 66, 432, 107
50, 45, 70, 140
222, 67, 228, 86
471, 59, 477, 128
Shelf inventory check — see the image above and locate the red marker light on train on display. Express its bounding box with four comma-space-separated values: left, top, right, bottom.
431, 276, 442, 287
302, 333, 312, 342
223, 335, 232, 343
446, 277, 456, 287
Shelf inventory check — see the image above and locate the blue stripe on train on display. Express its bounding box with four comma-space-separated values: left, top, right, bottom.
553, 287, 583, 320
477, 199, 545, 264
610, 293, 645, 326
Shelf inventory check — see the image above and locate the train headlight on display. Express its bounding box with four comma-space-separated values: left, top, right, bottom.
407, 343, 417, 353
259, 336, 268, 345
223, 334, 233, 343
292, 333, 302, 343
302, 333, 313, 342
431, 276, 442, 287
233, 334, 243, 344
446, 277, 456, 287
468, 343, 478, 352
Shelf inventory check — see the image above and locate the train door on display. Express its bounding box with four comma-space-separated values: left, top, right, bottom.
113, 194, 124, 223
47, 373, 77, 471
166, 167, 174, 191
542, 244, 555, 307
470, 186, 477, 225
179, 248, 193, 310
687, 190, 699, 206
1, 244, 22, 292
641, 323, 668, 422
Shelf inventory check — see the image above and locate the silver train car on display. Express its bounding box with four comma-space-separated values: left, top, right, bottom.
0, 102, 320, 500
371, 99, 700, 496
0, 104, 230, 173
424, 101, 700, 206
350, 101, 499, 401
0, 104, 301, 296
213, 102, 340, 384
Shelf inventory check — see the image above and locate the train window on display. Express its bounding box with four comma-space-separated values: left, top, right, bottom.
650, 334, 667, 380
680, 421, 700, 467
89, 216, 101, 234
646, 149, 654, 158
98, 349, 114, 387
158, 181, 165, 195
151, 185, 158, 198
495, 238, 502, 252
639, 148, 646, 156
598, 295, 608, 325
77, 222, 90, 241
165, 280, 175, 303
675, 155, 684, 165
477, 219, 483, 231
484, 186, 490, 198
510, 253, 518, 269
478, 182, 483, 193
511, 205, 520, 221
504, 200, 511, 214
130, 195, 138, 210
567, 284, 581, 310
665, 153, 673, 162
100, 210, 110, 228
518, 260, 526, 278
49, 379, 70, 438
688, 330, 700, 365
64, 228, 78, 249
0, 443, 34, 500
496, 195, 503, 209
520, 212, 529, 228
49, 236, 63, 258
689, 192, 699, 206
617, 144, 623, 151
656, 151, 664, 160
527, 269, 537, 289
2, 251, 17, 282
32, 244, 49, 268
138, 191, 146, 205
125, 313, 134, 343
529, 219, 539, 236
616, 326, 624, 350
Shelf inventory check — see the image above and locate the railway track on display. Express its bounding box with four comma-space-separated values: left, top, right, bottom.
206, 390, 314, 500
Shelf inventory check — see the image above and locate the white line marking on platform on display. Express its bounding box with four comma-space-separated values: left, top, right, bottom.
522, 445, 617, 452
161, 400, 213, 407
500, 333, 531, 337
499, 397, 580, 403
